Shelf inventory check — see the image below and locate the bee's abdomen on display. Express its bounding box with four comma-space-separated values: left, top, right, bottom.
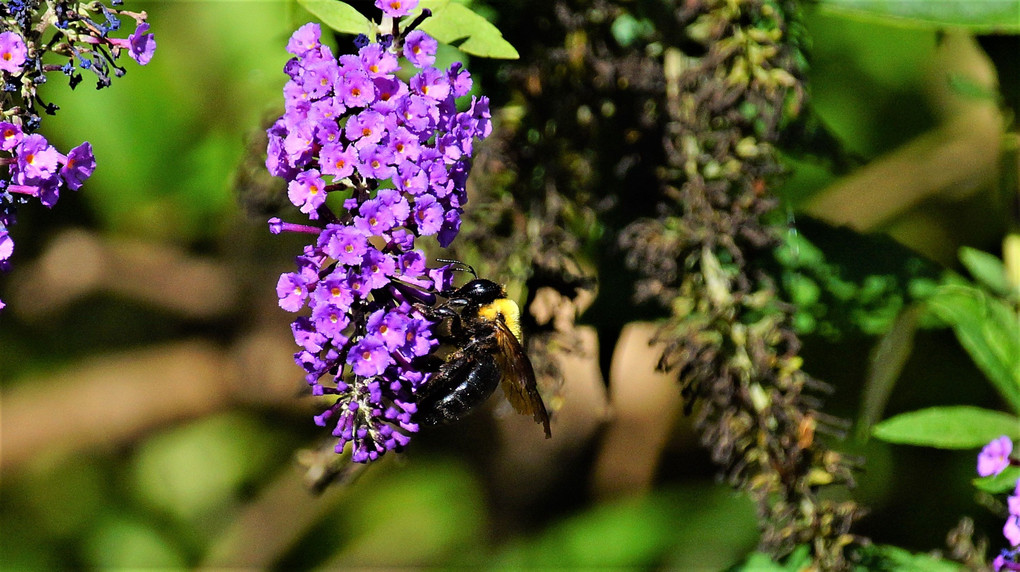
417, 356, 501, 425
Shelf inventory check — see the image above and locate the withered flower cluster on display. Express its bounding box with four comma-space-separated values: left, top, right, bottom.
468, 0, 865, 568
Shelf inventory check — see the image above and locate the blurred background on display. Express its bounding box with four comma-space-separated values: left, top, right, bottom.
1, 1, 1016, 568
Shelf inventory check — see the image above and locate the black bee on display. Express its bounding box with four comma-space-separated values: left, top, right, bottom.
416, 266, 551, 438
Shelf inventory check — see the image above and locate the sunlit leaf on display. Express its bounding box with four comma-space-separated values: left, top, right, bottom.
419, 1, 519, 59
297, 0, 373, 35
816, 0, 1020, 33
926, 285, 1020, 413
959, 247, 1013, 297
872, 406, 1020, 448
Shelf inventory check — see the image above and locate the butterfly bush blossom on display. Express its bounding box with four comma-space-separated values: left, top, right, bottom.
979, 436, 1020, 570
0, 1, 155, 311
267, 19, 491, 463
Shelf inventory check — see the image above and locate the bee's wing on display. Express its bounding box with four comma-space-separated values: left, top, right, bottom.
493, 321, 551, 438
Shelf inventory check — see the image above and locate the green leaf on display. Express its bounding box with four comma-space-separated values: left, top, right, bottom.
816, 0, 1020, 33
959, 247, 1013, 296
926, 285, 1020, 413
872, 406, 1020, 449
297, 0, 373, 35
973, 465, 1020, 494
855, 544, 964, 571
419, 1, 519, 59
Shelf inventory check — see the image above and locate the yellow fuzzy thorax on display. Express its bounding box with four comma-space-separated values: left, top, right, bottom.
478, 298, 523, 342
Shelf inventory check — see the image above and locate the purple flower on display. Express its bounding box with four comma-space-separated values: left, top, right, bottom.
359, 43, 399, 77
403, 30, 437, 68
411, 194, 444, 236
345, 110, 386, 148
17, 134, 61, 180
277, 271, 313, 312
980, 436, 1014, 477
410, 67, 451, 101
358, 146, 396, 180
60, 142, 97, 191
338, 70, 375, 108
318, 143, 357, 180
128, 23, 156, 66
1007, 515, 1020, 547
287, 22, 322, 57
348, 336, 393, 377
0, 122, 23, 151
0, 31, 27, 74
0, 230, 13, 263
267, 23, 492, 463
1009, 480, 1020, 518
375, 0, 419, 18
288, 169, 327, 217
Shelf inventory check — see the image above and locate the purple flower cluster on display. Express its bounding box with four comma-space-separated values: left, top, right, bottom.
0, 124, 97, 305
978, 436, 1020, 570
267, 17, 491, 462
0, 2, 154, 311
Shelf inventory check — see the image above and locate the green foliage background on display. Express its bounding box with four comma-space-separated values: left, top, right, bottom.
0, 0, 1017, 569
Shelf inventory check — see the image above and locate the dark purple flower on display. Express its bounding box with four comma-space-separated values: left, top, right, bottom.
127, 22, 156, 65
60, 142, 96, 191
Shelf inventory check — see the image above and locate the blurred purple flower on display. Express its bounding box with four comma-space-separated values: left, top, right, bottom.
980, 436, 1014, 477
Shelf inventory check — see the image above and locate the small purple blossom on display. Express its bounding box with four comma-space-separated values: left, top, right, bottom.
0, 122, 23, 151
288, 169, 327, 217
1007, 515, 1020, 548
61, 142, 97, 191
403, 30, 437, 68
375, 0, 419, 18
127, 23, 156, 66
0, 31, 28, 74
980, 436, 1014, 477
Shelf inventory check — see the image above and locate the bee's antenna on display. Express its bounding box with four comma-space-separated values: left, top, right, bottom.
436, 258, 477, 278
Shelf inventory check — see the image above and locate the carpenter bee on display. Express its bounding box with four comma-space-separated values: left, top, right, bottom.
416, 264, 551, 438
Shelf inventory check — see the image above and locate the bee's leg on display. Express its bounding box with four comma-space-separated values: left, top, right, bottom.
416, 303, 467, 338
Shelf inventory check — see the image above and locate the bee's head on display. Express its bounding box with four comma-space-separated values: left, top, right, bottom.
453, 279, 507, 306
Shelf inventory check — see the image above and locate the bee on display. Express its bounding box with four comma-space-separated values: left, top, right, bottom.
416, 264, 551, 438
